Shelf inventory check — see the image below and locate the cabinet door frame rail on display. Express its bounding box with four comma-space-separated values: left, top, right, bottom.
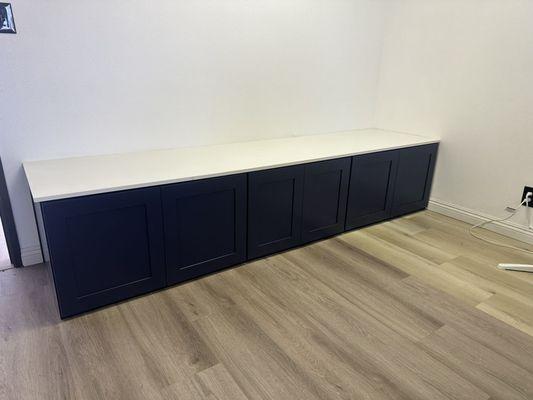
40, 143, 438, 318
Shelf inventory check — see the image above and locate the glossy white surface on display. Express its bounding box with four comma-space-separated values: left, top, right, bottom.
24, 129, 439, 202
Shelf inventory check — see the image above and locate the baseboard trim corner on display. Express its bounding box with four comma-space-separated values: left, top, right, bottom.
428, 198, 533, 245
21, 245, 44, 266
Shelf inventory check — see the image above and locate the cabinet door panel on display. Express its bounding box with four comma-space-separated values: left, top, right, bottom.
346, 151, 399, 230
162, 174, 247, 285
391, 143, 438, 217
248, 165, 304, 259
302, 158, 351, 243
41, 187, 165, 318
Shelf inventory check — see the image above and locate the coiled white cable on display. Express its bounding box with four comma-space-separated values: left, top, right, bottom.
469, 194, 533, 255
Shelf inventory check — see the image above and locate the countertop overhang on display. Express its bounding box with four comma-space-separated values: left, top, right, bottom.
23, 129, 440, 203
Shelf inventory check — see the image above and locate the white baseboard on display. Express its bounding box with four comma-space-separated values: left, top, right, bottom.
428, 198, 533, 245
21, 245, 44, 266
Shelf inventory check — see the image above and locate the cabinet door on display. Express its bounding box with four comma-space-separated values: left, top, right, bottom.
162, 174, 247, 285
301, 158, 351, 243
41, 187, 166, 318
345, 150, 399, 230
248, 165, 304, 259
391, 143, 438, 217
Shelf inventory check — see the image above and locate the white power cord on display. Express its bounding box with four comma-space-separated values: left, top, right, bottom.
469, 192, 533, 256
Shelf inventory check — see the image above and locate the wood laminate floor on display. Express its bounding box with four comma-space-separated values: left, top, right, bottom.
2, 211, 533, 400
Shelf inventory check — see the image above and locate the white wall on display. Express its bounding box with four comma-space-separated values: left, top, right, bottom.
376, 0, 533, 234
0, 0, 386, 265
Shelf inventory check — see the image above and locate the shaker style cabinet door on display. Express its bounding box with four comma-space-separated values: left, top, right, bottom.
248, 165, 305, 259
301, 158, 351, 243
41, 187, 166, 318
345, 150, 399, 230
162, 174, 247, 285
391, 143, 438, 217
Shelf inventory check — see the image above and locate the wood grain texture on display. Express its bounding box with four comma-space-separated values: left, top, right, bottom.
2, 210, 533, 399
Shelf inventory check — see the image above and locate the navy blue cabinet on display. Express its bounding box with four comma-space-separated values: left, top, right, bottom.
391, 143, 438, 217
301, 158, 351, 243
40, 143, 438, 318
41, 187, 166, 318
248, 165, 305, 259
346, 151, 399, 230
162, 174, 247, 285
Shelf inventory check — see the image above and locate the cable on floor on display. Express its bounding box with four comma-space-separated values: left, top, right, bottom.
469, 195, 533, 255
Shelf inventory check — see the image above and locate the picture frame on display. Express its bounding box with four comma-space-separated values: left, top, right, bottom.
0, 3, 16, 34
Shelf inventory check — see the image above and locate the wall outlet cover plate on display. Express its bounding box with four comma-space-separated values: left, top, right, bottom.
521, 186, 533, 208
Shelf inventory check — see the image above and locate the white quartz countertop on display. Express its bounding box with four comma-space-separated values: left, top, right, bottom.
23, 129, 440, 203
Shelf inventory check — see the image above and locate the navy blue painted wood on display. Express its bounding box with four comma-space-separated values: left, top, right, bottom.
162, 174, 247, 285
41, 187, 166, 318
391, 143, 439, 217
345, 150, 399, 230
301, 158, 351, 243
248, 165, 304, 259
39, 144, 439, 318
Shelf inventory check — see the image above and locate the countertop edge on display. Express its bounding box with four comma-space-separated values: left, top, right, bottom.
27, 137, 440, 203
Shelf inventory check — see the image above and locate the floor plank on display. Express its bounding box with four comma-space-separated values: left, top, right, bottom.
194, 363, 249, 400
477, 293, 533, 337
419, 325, 533, 400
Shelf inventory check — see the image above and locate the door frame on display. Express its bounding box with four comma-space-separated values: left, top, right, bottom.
0, 157, 22, 267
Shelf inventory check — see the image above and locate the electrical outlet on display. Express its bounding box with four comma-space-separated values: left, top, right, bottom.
521, 186, 533, 207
